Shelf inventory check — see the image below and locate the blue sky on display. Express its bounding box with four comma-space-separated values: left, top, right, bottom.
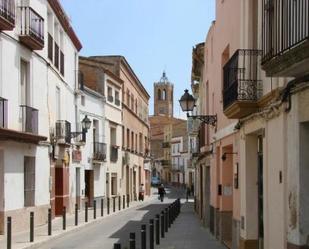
60, 0, 215, 118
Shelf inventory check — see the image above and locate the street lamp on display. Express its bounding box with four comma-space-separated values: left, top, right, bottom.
71, 115, 92, 142
221, 152, 238, 161
179, 89, 217, 127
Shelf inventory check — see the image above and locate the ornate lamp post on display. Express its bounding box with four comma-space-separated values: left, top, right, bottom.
179, 89, 217, 127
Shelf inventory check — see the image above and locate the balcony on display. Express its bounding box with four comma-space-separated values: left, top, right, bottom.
0, 103, 46, 144
93, 142, 107, 162
162, 142, 170, 148
0, 97, 7, 128
223, 49, 263, 119
55, 120, 71, 145
110, 145, 118, 162
161, 160, 170, 167
0, 0, 15, 30
19, 6, 44, 50
262, 0, 309, 77
20, 105, 38, 134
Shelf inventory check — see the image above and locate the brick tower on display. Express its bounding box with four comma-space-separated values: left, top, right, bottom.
154, 71, 174, 117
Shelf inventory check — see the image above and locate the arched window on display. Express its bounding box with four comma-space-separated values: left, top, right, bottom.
162, 89, 166, 100
158, 89, 161, 100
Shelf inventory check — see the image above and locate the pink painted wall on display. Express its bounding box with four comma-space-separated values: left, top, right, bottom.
203, 0, 241, 219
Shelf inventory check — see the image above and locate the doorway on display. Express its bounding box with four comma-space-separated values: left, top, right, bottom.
106, 172, 110, 197
257, 136, 264, 249
85, 170, 94, 206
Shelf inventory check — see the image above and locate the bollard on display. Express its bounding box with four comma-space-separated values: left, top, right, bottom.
141, 224, 146, 249
107, 198, 110, 215
114, 243, 121, 249
93, 200, 96, 219
129, 232, 136, 249
113, 197, 116, 213
168, 206, 171, 228
164, 208, 168, 233
85, 202, 88, 222
127, 194, 129, 208
170, 204, 174, 224
101, 199, 104, 217
123, 195, 125, 209
62, 206, 66, 230
48, 208, 52, 235
7, 217, 11, 249
149, 219, 154, 249
118, 196, 121, 211
160, 211, 165, 238
30, 212, 34, 242
75, 204, 78, 226
155, 214, 160, 245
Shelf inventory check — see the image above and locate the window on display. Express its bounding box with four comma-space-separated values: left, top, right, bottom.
115, 90, 120, 106
20, 60, 29, 106
162, 89, 166, 100
81, 95, 85, 106
56, 87, 61, 120
48, 33, 53, 62
131, 95, 134, 110
60, 51, 64, 76
131, 131, 134, 151
108, 86, 113, 102
158, 89, 161, 100
135, 133, 138, 152
126, 128, 130, 148
54, 42, 59, 69
127, 90, 130, 106
24, 157, 35, 207
110, 127, 116, 146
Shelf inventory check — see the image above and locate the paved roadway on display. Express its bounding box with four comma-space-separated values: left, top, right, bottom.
39, 187, 184, 249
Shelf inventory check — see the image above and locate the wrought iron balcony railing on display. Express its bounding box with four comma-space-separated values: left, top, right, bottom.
223, 49, 263, 110
93, 142, 107, 161
262, 0, 309, 64
55, 120, 71, 144
0, 0, 15, 30
0, 97, 7, 128
19, 6, 44, 50
162, 142, 170, 148
20, 105, 38, 134
161, 160, 170, 166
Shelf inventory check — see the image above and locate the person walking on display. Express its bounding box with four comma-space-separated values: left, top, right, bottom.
158, 184, 166, 202
138, 184, 145, 201
186, 186, 191, 202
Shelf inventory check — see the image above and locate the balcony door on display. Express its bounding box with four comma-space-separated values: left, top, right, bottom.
257, 136, 264, 249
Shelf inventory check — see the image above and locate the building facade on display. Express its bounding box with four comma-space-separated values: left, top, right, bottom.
82, 56, 151, 200
0, 0, 82, 233
190, 1, 309, 249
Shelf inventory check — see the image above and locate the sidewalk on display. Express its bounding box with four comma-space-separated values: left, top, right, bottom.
0, 195, 156, 249
157, 199, 226, 249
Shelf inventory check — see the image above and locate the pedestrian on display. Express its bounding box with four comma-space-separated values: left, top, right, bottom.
191, 184, 194, 196
158, 184, 166, 202
138, 184, 145, 201
186, 186, 191, 202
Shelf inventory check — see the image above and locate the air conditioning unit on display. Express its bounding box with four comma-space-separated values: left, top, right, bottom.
55, 121, 71, 144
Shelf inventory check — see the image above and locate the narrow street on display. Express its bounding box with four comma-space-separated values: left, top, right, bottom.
35, 188, 224, 249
